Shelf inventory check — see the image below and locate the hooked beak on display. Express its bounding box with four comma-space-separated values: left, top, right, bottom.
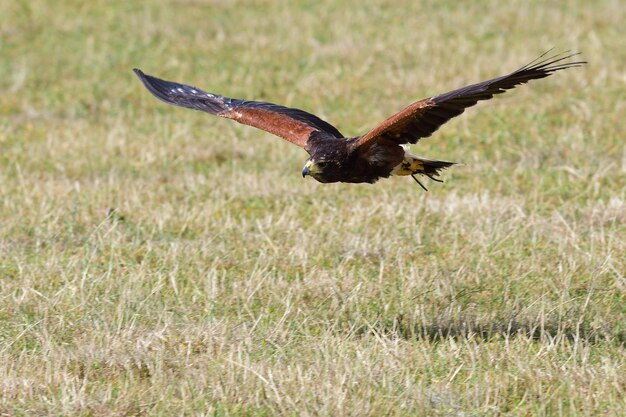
302, 161, 312, 178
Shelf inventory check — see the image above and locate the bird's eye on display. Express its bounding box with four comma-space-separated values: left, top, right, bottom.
317, 161, 327, 168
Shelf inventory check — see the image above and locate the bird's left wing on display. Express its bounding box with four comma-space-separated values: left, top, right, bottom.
134, 69, 343, 149
350, 51, 585, 151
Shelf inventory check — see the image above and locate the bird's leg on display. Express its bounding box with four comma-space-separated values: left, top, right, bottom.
425, 173, 444, 183
411, 174, 428, 191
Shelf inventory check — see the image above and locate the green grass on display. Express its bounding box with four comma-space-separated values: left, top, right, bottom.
1, 0, 625, 415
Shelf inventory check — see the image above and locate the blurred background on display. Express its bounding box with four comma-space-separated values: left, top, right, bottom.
1, 0, 624, 415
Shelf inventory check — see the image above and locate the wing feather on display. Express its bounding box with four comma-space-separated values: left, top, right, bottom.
351, 51, 585, 150
134, 69, 343, 148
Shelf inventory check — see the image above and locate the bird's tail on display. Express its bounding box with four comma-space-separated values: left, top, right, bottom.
413, 157, 458, 177
392, 151, 457, 190
392, 153, 457, 178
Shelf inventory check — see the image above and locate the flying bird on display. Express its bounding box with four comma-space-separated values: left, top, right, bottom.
134, 51, 585, 190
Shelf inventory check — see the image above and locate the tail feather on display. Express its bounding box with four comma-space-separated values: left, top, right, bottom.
393, 155, 457, 177
417, 158, 457, 177
405, 157, 457, 191
391, 146, 458, 178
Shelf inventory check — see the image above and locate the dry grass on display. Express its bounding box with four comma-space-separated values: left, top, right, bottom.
1, 0, 625, 415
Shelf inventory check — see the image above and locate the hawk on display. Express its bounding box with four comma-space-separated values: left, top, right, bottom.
134, 51, 585, 190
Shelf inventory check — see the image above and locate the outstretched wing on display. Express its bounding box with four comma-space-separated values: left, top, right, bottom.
134, 69, 343, 149
351, 51, 586, 151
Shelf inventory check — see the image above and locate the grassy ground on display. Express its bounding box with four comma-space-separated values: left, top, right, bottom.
1, 0, 625, 415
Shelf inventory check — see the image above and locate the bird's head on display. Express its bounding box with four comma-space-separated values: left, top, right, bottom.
302, 140, 350, 183
302, 158, 339, 183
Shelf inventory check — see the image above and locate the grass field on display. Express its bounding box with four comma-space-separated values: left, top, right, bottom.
1, 0, 625, 415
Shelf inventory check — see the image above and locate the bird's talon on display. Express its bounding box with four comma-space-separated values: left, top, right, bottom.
411, 174, 428, 191
426, 173, 444, 183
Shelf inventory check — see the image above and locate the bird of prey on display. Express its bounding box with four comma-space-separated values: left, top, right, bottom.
134, 51, 585, 190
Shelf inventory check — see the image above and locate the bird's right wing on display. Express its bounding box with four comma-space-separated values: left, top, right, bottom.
134, 69, 344, 149
350, 51, 585, 151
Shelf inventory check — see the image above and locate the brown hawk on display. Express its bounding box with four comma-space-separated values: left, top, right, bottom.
134, 51, 585, 190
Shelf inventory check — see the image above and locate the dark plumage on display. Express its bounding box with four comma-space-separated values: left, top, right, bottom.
134, 51, 585, 188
